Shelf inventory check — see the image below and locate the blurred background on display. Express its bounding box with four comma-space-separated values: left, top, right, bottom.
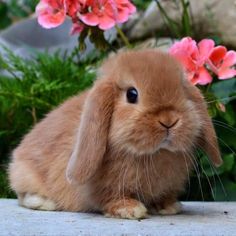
0, 0, 235, 201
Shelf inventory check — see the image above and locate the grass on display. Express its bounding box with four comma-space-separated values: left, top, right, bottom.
0, 48, 103, 198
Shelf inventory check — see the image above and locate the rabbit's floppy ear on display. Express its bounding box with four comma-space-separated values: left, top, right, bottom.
198, 113, 222, 167
66, 80, 116, 184
187, 83, 222, 167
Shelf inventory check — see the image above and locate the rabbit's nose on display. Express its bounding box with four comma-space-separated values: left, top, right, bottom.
159, 119, 179, 129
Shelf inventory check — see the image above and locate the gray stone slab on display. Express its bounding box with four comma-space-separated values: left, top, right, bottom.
0, 200, 236, 236
0, 17, 116, 60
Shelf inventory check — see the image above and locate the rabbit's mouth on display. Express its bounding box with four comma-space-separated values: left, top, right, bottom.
120, 132, 179, 156
158, 137, 178, 152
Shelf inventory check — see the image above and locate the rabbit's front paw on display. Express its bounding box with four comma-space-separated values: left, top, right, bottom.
104, 199, 147, 219
158, 201, 182, 215
21, 193, 56, 211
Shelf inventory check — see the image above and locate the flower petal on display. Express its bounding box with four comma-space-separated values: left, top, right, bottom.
67, 0, 80, 18
98, 14, 116, 30
195, 67, 213, 85
170, 50, 196, 73
116, 7, 130, 23
220, 50, 236, 68
218, 68, 236, 79
209, 46, 227, 66
170, 37, 199, 63
198, 39, 215, 63
126, 1, 136, 14
36, 0, 66, 29
79, 12, 99, 26
119, 0, 136, 14
70, 22, 84, 35
38, 11, 66, 29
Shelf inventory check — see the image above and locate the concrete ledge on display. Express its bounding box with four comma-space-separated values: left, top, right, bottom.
1, 200, 236, 236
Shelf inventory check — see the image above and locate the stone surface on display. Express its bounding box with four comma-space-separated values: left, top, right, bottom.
0, 18, 89, 60
135, 37, 175, 52
1, 199, 236, 236
0, 17, 116, 60
129, 0, 236, 47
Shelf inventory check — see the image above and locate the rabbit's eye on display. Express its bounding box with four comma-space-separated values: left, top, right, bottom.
126, 87, 138, 104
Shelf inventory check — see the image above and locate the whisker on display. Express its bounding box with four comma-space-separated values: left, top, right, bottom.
137, 157, 146, 202
135, 156, 142, 202
204, 94, 236, 104
217, 136, 236, 156
213, 119, 236, 130
213, 121, 236, 133
182, 152, 191, 200
195, 149, 215, 200
121, 153, 130, 206
191, 135, 228, 201
184, 149, 205, 201
191, 153, 205, 201
202, 150, 227, 200
118, 152, 127, 203
143, 157, 152, 202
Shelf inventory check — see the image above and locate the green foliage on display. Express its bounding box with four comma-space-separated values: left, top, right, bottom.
0, 167, 15, 198
0, 0, 37, 30
153, 0, 236, 201
0, 3, 12, 30
0, 48, 98, 197
183, 79, 236, 201
79, 27, 111, 52
155, 0, 194, 38
132, 0, 150, 10
0, 0, 235, 201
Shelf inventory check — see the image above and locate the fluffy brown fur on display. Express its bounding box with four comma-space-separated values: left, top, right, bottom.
9, 50, 222, 219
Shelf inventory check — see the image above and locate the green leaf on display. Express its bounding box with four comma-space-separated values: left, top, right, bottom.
155, 0, 181, 38
89, 27, 109, 51
181, 0, 193, 36
218, 104, 236, 126
0, 169, 16, 198
0, 47, 97, 178
214, 178, 236, 201
78, 28, 89, 51
232, 164, 236, 182
215, 124, 236, 148
0, 3, 11, 29
217, 154, 235, 175
210, 78, 236, 104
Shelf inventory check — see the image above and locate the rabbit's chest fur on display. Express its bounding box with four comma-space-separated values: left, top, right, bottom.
91, 149, 193, 206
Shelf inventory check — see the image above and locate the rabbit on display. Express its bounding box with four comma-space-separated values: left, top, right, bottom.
9, 49, 222, 219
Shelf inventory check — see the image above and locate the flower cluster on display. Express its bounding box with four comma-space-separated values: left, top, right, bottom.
36, 0, 136, 35
169, 37, 236, 85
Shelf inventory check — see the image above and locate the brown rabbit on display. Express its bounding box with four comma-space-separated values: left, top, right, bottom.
9, 50, 222, 219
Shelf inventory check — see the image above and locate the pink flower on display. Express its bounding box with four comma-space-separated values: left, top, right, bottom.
36, 0, 66, 29
115, 0, 136, 23
79, 0, 136, 30
208, 46, 236, 80
36, 0, 136, 33
67, 0, 82, 18
70, 22, 84, 35
36, 0, 85, 29
169, 37, 215, 85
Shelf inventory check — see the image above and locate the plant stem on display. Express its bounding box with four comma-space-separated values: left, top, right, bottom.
205, 83, 212, 94
154, 0, 181, 38
180, 0, 192, 36
115, 25, 132, 48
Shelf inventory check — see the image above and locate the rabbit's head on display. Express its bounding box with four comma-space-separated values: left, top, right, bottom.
66, 50, 222, 184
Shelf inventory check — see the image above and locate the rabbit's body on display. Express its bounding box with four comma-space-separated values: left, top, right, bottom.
9, 94, 90, 211
9, 50, 221, 219
9, 92, 191, 213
